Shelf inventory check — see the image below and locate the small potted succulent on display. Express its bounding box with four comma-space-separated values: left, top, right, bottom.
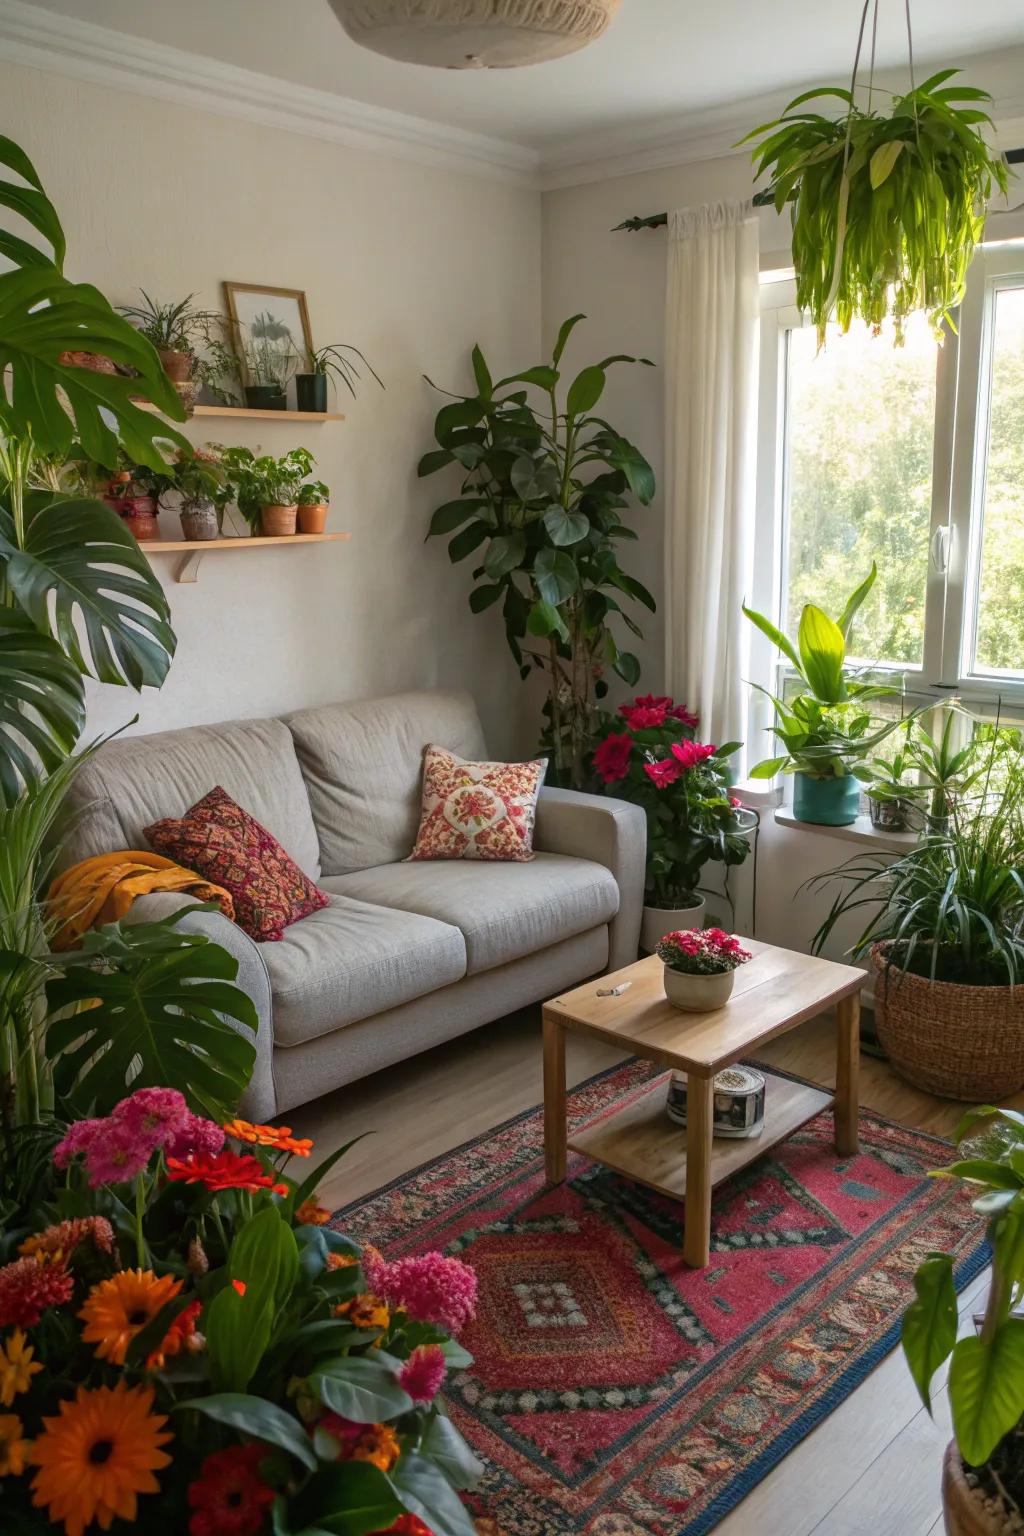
118, 290, 221, 393
656, 927, 753, 1012
295, 341, 384, 413
221, 445, 315, 536
297, 477, 330, 534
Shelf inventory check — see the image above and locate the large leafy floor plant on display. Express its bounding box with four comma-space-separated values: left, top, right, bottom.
421, 315, 655, 787
743, 1, 1009, 345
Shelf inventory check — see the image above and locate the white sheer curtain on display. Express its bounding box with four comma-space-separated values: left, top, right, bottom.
663, 199, 760, 770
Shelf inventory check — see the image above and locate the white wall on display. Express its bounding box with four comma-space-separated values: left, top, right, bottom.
1, 59, 541, 757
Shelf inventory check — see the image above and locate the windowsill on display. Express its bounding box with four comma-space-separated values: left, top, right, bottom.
775, 806, 916, 854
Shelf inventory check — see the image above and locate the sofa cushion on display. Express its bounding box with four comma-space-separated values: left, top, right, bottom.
264, 894, 467, 1047
285, 690, 487, 875
408, 745, 546, 862
57, 718, 322, 879
323, 853, 619, 976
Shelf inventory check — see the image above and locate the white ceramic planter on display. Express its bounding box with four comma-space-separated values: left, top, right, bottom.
641, 896, 705, 954
663, 965, 736, 1013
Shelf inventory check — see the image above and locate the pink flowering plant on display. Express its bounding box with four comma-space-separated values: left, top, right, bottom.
0, 1086, 483, 1536
592, 695, 755, 908
656, 928, 753, 976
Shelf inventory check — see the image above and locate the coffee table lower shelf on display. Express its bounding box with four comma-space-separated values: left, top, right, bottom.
567, 1069, 833, 1203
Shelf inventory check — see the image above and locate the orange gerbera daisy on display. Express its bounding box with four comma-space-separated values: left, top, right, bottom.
335, 1292, 390, 1332
30, 1381, 171, 1536
223, 1118, 314, 1157
295, 1199, 331, 1226
0, 1327, 43, 1405
0, 1412, 30, 1476
79, 1270, 183, 1366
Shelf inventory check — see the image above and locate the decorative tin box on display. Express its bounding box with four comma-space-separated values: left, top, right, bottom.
666, 1065, 766, 1138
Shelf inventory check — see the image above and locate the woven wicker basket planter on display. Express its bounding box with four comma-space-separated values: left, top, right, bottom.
872, 946, 1024, 1101
942, 1442, 1015, 1534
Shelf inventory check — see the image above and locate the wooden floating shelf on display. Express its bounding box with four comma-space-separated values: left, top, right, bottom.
144, 531, 350, 583
137, 402, 345, 422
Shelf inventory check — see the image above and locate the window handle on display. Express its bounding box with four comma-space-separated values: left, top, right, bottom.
931, 526, 951, 574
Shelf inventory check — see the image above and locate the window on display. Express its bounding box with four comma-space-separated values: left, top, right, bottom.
756, 245, 1024, 713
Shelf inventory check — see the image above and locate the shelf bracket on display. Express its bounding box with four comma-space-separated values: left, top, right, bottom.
175, 551, 204, 584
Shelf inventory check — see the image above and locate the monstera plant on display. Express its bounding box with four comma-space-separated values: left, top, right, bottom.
0, 135, 255, 1132
422, 314, 656, 787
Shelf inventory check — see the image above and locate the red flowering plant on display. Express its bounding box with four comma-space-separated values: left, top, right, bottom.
0, 1087, 483, 1536
656, 928, 753, 976
592, 695, 756, 909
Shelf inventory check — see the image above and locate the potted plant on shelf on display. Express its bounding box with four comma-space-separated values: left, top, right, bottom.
118, 290, 221, 392
592, 694, 756, 950
421, 314, 656, 789
94, 456, 161, 541
657, 926, 753, 1011
221, 445, 316, 535
232, 316, 301, 410
902, 1105, 1024, 1534
808, 739, 1024, 1100
297, 477, 331, 534
743, 564, 909, 826
295, 341, 384, 413
162, 445, 231, 540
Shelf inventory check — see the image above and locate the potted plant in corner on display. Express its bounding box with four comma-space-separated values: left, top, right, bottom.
295, 341, 384, 413
221, 445, 316, 535
297, 477, 330, 534
807, 738, 1024, 1101
657, 927, 753, 1011
902, 1105, 1024, 1534
743, 564, 909, 826
592, 694, 756, 950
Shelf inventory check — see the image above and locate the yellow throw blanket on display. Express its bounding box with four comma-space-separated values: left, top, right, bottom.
48, 850, 235, 952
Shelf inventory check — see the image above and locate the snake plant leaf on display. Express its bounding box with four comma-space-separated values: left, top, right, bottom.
0, 606, 85, 806
0, 494, 175, 690
798, 604, 847, 704
45, 912, 257, 1118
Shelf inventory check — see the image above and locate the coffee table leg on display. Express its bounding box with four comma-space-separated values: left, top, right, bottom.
543, 1012, 567, 1183
835, 992, 861, 1156
683, 1073, 713, 1269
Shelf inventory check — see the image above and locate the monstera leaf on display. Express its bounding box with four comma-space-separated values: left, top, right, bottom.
0, 493, 175, 689
0, 606, 84, 804
45, 912, 258, 1118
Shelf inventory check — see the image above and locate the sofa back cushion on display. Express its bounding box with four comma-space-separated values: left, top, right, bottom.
285, 690, 487, 874
58, 718, 323, 879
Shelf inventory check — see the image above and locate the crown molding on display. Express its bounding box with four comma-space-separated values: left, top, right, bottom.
0, 0, 539, 184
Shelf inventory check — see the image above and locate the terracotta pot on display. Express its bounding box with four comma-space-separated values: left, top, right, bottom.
298, 502, 328, 534
942, 1442, 1012, 1534
123, 507, 159, 541
179, 500, 219, 541
663, 965, 735, 1013
640, 896, 705, 954
157, 347, 193, 384
57, 350, 116, 373
261, 504, 297, 536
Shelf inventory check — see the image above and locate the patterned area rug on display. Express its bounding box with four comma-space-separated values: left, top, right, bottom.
334, 1059, 987, 1535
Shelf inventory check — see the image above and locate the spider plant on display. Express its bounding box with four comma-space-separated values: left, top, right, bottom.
742, 62, 1010, 344
303, 342, 384, 399
118, 290, 221, 355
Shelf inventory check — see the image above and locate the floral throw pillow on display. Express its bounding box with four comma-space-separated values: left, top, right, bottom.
144, 786, 329, 942
408, 745, 547, 862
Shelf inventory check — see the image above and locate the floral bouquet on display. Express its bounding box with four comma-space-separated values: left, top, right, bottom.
656, 928, 753, 976
0, 1088, 482, 1536
591, 695, 754, 909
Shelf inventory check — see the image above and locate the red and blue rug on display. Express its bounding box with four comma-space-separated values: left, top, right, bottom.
333, 1059, 986, 1534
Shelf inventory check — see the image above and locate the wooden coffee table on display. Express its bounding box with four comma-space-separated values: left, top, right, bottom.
542, 938, 864, 1269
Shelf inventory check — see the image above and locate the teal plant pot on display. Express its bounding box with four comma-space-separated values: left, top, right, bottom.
792, 772, 861, 827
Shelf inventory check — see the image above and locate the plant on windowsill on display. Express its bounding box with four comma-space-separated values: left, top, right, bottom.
591, 694, 756, 950
902, 1105, 1024, 1535
742, 563, 911, 826
295, 342, 384, 413
297, 477, 331, 534
863, 707, 995, 834
807, 739, 1024, 1100
656, 927, 753, 1012
220, 446, 316, 536
421, 314, 656, 789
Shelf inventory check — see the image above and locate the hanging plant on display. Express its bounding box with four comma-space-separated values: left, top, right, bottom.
743, 3, 1009, 345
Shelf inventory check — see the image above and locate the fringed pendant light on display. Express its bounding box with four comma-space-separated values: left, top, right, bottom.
328, 0, 621, 69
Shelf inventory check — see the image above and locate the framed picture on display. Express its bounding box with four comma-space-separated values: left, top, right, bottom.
222, 282, 313, 383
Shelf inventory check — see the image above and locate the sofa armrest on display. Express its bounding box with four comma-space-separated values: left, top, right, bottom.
534, 787, 646, 971
122, 893, 277, 1121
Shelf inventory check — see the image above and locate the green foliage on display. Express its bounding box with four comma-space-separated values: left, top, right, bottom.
45, 910, 258, 1118
207, 1206, 299, 1391
118, 289, 221, 356
297, 479, 331, 506
221, 446, 317, 527
903, 1107, 1024, 1471
742, 71, 1010, 344
421, 316, 656, 786
306, 342, 384, 399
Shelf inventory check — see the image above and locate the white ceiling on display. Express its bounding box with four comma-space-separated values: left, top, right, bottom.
22, 0, 1024, 155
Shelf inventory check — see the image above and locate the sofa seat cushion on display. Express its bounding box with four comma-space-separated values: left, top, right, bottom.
264, 895, 467, 1047
323, 853, 619, 976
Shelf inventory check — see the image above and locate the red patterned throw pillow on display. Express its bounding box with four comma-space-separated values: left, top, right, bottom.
144, 786, 329, 942
408, 745, 546, 862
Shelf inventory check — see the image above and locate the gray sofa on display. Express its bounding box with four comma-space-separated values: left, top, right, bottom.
59, 690, 646, 1119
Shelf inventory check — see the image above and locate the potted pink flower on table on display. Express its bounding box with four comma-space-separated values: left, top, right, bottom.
656, 927, 753, 1011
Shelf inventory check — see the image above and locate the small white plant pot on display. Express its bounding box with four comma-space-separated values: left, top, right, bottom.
641, 895, 705, 953
663, 965, 736, 1013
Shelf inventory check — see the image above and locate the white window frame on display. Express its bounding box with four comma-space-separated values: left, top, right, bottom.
752, 243, 1024, 748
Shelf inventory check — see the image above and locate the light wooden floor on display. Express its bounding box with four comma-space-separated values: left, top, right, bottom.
291, 1009, 1022, 1536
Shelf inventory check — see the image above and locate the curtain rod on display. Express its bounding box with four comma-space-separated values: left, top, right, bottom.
612, 146, 1024, 232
